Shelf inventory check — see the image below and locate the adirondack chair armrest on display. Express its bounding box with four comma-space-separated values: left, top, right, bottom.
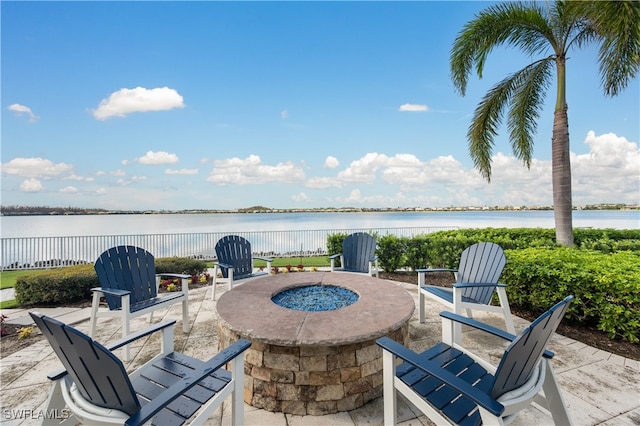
439, 312, 555, 359
416, 268, 458, 274
328, 253, 341, 260
47, 320, 178, 382
155, 273, 191, 280
254, 256, 272, 262
452, 282, 507, 288
125, 339, 252, 426
369, 255, 378, 261
107, 319, 176, 351
214, 262, 233, 269
91, 287, 131, 297
376, 336, 504, 417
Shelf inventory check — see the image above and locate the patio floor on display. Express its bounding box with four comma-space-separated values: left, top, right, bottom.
1, 276, 639, 425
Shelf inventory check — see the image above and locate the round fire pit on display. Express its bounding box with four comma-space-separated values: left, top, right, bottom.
216, 272, 414, 416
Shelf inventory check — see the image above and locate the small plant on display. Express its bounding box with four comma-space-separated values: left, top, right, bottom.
310, 266, 318, 272
297, 264, 305, 272
271, 266, 279, 274
18, 326, 34, 339
285, 264, 293, 272
167, 283, 177, 292
1, 314, 9, 337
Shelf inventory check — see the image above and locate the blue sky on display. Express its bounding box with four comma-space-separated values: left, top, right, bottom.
2, 1, 639, 211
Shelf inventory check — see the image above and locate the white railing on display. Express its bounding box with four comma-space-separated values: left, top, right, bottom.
1, 226, 457, 270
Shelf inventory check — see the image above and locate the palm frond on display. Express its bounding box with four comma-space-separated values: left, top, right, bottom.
450, 1, 553, 96
467, 74, 518, 182
507, 59, 555, 167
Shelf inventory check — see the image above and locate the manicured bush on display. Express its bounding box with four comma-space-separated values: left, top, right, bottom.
376, 235, 407, 273
503, 248, 640, 343
14, 264, 98, 306
14, 257, 207, 306
155, 257, 207, 276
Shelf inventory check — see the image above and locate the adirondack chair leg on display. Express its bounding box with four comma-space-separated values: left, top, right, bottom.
330, 257, 336, 272
182, 278, 189, 333
88, 291, 101, 337
537, 360, 573, 425
418, 272, 426, 323
452, 288, 464, 345
496, 287, 516, 334
228, 268, 235, 291
231, 353, 245, 426
382, 349, 398, 426
212, 264, 220, 300
122, 295, 131, 361
266, 260, 272, 276
477, 406, 507, 426
42, 379, 67, 425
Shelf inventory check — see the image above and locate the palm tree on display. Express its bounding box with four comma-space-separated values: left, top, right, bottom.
450, 0, 640, 246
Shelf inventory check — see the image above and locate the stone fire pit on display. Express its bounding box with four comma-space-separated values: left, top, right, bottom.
216, 272, 414, 415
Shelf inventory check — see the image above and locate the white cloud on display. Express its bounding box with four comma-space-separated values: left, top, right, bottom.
324, 156, 339, 169
137, 151, 179, 165
165, 168, 198, 175
399, 103, 428, 112
60, 186, 78, 193
305, 176, 343, 189
281, 110, 289, 119
96, 188, 107, 195
111, 169, 126, 176
92, 86, 185, 120
7, 104, 39, 122
207, 155, 305, 185
20, 178, 44, 192
1, 157, 73, 178
292, 192, 309, 202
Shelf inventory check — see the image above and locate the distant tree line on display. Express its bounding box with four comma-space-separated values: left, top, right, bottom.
1, 205, 111, 216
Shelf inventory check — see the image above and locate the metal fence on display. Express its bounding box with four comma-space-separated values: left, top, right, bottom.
1, 226, 457, 270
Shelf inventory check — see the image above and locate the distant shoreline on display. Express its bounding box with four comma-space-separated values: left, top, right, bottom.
1, 203, 636, 216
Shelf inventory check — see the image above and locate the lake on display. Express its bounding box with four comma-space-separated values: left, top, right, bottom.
1, 210, 638, 238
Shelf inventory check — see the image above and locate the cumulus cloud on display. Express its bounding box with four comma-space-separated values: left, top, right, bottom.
292, 192, 309, 202
92, 87, 185, 120
1, 157, 73, 178
165, 168, 198, 175
60, 186, 78, 193
207, 154, 305, 185
399, 103, 428, 112
281, 110, 289, 119
20, 178, 44, 192
324, 156, 339, 169
137, 151, 179, 165
7, 104, 39, 122
305, 176, 343, 189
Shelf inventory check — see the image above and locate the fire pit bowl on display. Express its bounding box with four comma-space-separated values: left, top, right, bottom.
216, 272, 414, 416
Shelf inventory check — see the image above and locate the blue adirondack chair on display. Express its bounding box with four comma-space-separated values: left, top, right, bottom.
377, 295, 574, 426
417, 242, 515, 338
212, 235, 272, 299
329, 232, 379, 277
90, 245, 191, 360
30, 312, 250, 426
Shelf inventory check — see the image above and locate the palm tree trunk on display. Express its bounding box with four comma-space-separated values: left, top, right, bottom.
552, 106, 574, 247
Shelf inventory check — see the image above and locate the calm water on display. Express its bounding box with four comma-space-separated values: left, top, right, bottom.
1, 210, 638, 238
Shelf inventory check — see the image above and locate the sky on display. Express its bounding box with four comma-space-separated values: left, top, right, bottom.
2, 1, 639, 211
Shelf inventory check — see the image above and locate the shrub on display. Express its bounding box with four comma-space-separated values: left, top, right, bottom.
14, 264, 98, 306
14, 257, 207, 306
377, 235, 406, 273
503, 248, 640, 343
155, 257, 207, 276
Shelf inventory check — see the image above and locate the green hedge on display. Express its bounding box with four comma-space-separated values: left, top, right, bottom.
503, 248, 640, 343
14, 257, 207, 306
15, 264, 98, 306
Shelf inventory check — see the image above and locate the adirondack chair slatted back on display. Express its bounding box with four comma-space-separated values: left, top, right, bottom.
94, 246, 157, 310
215, 235, 253, 279
30, 312, 140, 415
490, 296, 573, 398
457, 242, 506, 304
342, 232, 376, 273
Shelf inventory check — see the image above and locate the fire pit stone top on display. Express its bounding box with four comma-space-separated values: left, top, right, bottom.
216, 272, 415, 346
